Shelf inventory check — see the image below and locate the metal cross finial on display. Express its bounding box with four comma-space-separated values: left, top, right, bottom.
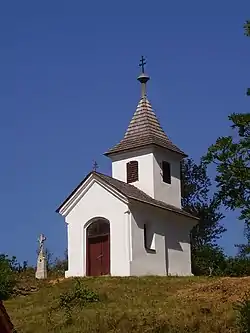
139, 56, 146, 73
93, 161, 99, 172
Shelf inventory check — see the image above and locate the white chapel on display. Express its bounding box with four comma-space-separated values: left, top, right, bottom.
56, 60, 198, 277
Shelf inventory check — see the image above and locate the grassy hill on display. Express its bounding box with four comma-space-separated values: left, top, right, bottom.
4, 275, 249, 332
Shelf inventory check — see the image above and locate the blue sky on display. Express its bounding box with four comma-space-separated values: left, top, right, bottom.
0, 1, 249, 265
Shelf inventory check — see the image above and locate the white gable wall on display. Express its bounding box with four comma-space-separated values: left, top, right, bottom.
64, 180, 131, 277
130, 202, 194, 276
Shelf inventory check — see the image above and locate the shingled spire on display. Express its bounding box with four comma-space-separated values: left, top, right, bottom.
105, 58, 186, 157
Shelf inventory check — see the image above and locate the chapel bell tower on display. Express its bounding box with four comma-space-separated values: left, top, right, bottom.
104, 57, 187, 209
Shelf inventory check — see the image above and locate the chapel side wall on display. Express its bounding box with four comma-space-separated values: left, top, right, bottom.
130, 205, 167, 276
166, 215, 194, 276
130, 204, 194, 276
65, 181, 130, 277
153, 148, 182, 208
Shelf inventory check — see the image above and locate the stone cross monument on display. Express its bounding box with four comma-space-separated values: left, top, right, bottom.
35, 233, 47, 279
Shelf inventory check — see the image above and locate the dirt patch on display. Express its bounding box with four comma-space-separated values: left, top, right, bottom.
48, 277, 66, 285
176, 277, 250, 303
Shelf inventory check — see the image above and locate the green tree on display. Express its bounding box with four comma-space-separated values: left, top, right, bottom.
203, 22, 250, 254
203, 113, 250, 256
52, 249, 68, 275
203, 113, 250, 223
244, 20, 250, 37
181, 158, 226, 275
0, 254, 17, 300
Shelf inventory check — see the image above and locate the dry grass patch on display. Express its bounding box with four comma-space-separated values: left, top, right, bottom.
4, 276, 250, 332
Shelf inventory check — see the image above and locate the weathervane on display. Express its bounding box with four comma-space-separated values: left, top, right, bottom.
139, 56, 146, 73
92, 161, 99, 172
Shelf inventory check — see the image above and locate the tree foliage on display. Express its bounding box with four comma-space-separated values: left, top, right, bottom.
181, 158, 226, 275
181, 158, 225, 249
202, 21, 250, 251
0, 254, 17, 300
244, 20, 250, 37
203, 114, 250, 226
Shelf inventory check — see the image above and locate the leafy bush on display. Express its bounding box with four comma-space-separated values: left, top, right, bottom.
50, 257, 68, 276
224, 257, 250, 277
192, 245, 250, 277
192, 245, 226, 276
0, 254, 17, 300
59, 278, 99, 308
234, 291, 250, 332
48, 278, 100, 326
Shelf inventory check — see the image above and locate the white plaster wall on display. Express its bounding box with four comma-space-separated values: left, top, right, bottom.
110, 148, 155, 197
166, 214, 194, 276
130, 204, 167, 276
110, 146, 183, 209
130, 202, 194, 276
65, 181, 130, 277
153, 148, 182, 208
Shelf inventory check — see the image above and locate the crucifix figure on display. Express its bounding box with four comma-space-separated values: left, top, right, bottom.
139, 56, 146, 73
38, 233, 46, 254
93, 161, 99, 172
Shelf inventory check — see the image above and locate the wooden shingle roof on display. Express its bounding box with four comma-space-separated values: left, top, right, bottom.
105, 97, 187, 157
56, 171, 198, 220
95, 172, 196, 219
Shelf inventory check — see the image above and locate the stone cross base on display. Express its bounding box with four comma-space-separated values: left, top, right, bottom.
35, 255, 47, 280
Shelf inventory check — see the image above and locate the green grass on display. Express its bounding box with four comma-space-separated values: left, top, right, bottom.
4, 275, 250, 332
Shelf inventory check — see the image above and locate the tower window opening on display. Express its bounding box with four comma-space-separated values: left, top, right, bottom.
162, 161, 171, 184
127, 161, 139, 183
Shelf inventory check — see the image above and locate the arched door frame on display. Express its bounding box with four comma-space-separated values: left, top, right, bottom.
85, 217, 110, 276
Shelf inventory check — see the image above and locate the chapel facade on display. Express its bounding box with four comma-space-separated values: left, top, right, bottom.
57, 59, 198, 277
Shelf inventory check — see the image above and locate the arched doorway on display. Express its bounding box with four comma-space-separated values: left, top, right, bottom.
86, 218, 110, 276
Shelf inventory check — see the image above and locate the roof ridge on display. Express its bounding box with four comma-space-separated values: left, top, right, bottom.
94, 172, 197, 219
56, 171, 197, 220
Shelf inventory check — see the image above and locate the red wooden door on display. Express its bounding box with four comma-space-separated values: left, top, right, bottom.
100, 234, 110, 275
88, 237, 102, 276
87, 222, 110, 276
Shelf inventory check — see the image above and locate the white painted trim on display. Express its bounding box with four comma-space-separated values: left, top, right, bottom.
129, 212, 132, 262
59, 174, 128, 217
124, 210, 132, 262
83, 217, 111, 276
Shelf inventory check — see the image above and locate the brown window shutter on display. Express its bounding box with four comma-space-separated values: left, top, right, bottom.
126, 161, 139, 183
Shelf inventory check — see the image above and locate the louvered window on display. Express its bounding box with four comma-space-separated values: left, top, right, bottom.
126, 161, 138, 183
